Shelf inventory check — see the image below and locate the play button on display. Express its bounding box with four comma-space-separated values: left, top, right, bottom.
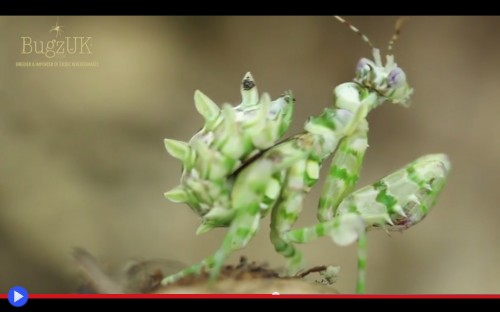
8, 286, 28, 307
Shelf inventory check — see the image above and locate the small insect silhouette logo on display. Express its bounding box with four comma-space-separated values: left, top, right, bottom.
49, 17, 64, 38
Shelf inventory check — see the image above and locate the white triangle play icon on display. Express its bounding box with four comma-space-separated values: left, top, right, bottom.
14, 291, 23, 302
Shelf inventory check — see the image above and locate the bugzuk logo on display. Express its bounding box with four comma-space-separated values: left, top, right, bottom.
16, 18, 99, 68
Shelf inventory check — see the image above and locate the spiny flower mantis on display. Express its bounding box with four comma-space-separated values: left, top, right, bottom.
161, 16, 450, 293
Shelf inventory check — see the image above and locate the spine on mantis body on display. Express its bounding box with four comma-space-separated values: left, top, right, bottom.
163, 73, 295, 234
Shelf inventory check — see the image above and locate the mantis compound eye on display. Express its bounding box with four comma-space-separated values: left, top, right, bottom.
355, 58, 371, 76
387, 67, 406, 89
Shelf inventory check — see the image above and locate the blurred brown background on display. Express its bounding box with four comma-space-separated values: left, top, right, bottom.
0, 16, 498, 294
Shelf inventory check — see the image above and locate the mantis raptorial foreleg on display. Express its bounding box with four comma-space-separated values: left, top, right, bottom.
286, 153, 450, 293
317, 119, 369, 222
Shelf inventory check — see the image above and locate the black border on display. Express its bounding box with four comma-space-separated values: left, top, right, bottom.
0, 1, 497, 15
1, 297, 497, 311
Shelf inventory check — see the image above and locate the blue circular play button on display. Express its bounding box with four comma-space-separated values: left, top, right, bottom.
8, 286, 28, 307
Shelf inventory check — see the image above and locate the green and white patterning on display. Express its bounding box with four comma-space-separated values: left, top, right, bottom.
161, 16, 450, 293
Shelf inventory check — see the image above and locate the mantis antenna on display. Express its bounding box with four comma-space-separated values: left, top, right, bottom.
334, 15, 410, 55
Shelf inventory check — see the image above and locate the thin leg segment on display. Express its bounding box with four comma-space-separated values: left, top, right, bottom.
161, 180, 267, 285
270, 157, 319, 275
160, 193, 264, 285
160, 209, 264, 284
285, 213, 367, 293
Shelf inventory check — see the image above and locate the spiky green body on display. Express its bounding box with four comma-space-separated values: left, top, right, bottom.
161, 21, 450, 293
164, 72, 294, 235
